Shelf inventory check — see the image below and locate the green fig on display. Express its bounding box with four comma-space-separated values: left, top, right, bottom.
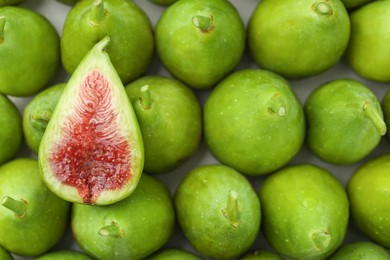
174, 164, 261, 259
0, 6, 60, 96
36, 250, 93, 260
23, 83, 66, 154
346, 0, 390, 82
39, 36, 144, 205
148, 0, 178, 6
259, 164, 349, 259
155, 0, 246, 89
0, 245, 12, 260
329, 241, 390, 260
125, 75, 202, 174
148, 248, 202, 260
72, 174, 175, 259
0, 94, 22, 165
347, 154, 390, 248
305, 78, 386, 164
204, 69, 305, 176
239, 250, 284, 260
61, 0, 154, 84
248, 0, 350, 79
340, 0, 374, 9
0, 158, 71, 256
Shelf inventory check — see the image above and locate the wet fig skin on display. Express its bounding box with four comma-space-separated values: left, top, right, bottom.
0, 6, 60, 96
346, 1, 390, 82
155, 0, 246, 89
248, 0, 350, 79
305, 78, 386, 164
259, 164, 349, 260
148, 248, 202, 260
204, 69, 305, 176
125, 75, 202, 174
174, 164, 261, 259
61, 0, 154, 84
23, 83, 66, 154
347, 154, 390, 248
72, 174, 175, 260
0, 158, 71, 257
0, 94, 22, 165
36, 250, 94, 260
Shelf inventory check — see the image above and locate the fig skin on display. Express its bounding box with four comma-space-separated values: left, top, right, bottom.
0, 6, 60, 96
39, 36, 144, 206
204, 69, 305, 176
155, 0, 246, 89
72, 174, 175, 260
240, 250, 284, 260
61, 0, 154, 84
347, 154, 390, 248
305, 78, 386, 164
0, 94, 22, 166
36, 250, 93, 260
259, 164, 349, 260
0, 245, 12, 260
328, 241, 390, 260
148, 248, 202, 260
248, 0, 350, 79
174, 164, 261, 259
0, 158, 71, 257
125, 75, 202, 174
23, 83, 66, 154
0, 0, 23, 6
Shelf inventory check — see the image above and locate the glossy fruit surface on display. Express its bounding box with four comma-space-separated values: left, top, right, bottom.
346, 1, 390, 82
0, 94, 22, 165
126, 75, 202, 174
174, 164, 261, 259
0, 158, 71, 256
0, 245, 12, 260
259, 164, 349, 259
305, 78, 386, 164
204, 69, 305, 175
155, 0, 245, 89
240, 249, 284, 260
39, 36, 144, 205
61, 0, 154, 84
36, 250, 93, 260
0, 0, 23, 6
248, 0, 350, 79
149, 248, 202, 260
72, 174, 175, 260
347, 154, 390, 248
0, 6, 60, 96
23, 83, 65, 154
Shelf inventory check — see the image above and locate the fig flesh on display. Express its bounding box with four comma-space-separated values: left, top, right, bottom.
38, 36, 144, 205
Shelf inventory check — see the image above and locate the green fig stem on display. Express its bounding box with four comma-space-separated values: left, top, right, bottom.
139, 85, 152, 110
312, 1, 333, 15
268, 93, 286, 117
1, 196, 27, 218
31, 110, 52, 131
192, 15, 214, 32
90, 0, 106, 26
0, 16, 5, 43
363, 102, 387, 136
98, 221, 124, 238
222, 190, 240, 228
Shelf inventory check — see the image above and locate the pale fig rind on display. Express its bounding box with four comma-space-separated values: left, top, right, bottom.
39, 36, 144, 205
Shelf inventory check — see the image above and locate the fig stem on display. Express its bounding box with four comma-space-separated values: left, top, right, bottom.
0, 16, 5, 43
98, 221, 124, 238
31, 110, 52, 130
268, 93, 286, 117
222, 190, 240, 228
313, 2, 333, 15
139, 85, 152, 110
363, 102, 387, 136
1, 196, 27, 218
192, 15, 214, 32
90, 0, 105, 26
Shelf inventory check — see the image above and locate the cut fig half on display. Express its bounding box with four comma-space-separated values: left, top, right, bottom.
38, 36, 144, 205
